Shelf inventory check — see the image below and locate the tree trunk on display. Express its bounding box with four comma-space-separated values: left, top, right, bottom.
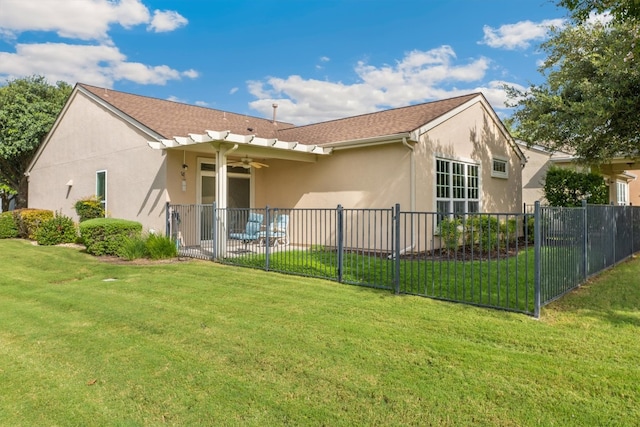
15, 175, 29, 209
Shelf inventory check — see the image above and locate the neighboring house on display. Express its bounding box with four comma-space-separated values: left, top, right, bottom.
518, 140, 639, 206
27, 83, 525, 234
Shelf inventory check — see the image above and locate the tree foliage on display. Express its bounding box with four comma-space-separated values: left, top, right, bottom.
0, 75, 72, 208
507, 1, 640, 164
543, 167, 609, 206
558, 0, 640, 23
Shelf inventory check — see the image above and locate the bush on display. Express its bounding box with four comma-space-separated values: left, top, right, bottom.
120, 235, 149, 260
0, 212, 19, 238
79, 218, 142, 257
145, 233, 177, 260
74, 196, 105, 222
465, 215, 500, 250
14, 209, 54, 239
35, 212, 77, 246
439, 218, 463, 250
543, 167, 608, 207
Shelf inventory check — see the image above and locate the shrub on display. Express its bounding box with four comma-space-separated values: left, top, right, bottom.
439, 218, 463, 250
145, 233, 177, 260
543, 167, 608, 207
120, 235, 149, 260
79, 218, 142, 257
35, 212, 77, 246
74, 196, 105, 222
14, 209, 54, 239
465, 215, 500, 250
0, 211, 19, 238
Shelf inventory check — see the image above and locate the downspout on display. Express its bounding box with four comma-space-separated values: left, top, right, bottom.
401, 137, 416, 255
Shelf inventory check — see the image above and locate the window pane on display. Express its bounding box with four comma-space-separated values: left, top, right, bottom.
453, 201, 465, 217
436, 200, 449, 224
436, 159, 450, 198
452, 162, 465, 199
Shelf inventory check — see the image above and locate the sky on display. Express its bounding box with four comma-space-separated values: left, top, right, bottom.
0, 0, 569, 125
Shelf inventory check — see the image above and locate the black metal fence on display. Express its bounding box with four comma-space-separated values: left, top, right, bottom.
166, 201, 640, 317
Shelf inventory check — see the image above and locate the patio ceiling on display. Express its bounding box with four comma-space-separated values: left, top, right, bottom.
148, 129, 332, 162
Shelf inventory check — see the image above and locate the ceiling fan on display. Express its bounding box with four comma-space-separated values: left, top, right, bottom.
228, 157, 269, 169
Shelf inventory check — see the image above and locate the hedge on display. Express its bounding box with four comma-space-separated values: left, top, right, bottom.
79, 218, 142, 257
0, 211, 19, 238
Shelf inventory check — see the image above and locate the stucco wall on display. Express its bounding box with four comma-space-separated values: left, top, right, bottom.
28, 91, 169, 232
519, 145, 553, 206
418, 102, 523, 213
254, 143, 412, 209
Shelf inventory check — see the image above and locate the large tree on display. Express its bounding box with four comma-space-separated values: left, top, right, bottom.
0, 76, 72, 209
506, 1, 640, 163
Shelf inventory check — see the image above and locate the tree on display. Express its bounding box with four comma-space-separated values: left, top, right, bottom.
0, 76, 72, 209
558, 0, 640, 23
506, 1, 640, 163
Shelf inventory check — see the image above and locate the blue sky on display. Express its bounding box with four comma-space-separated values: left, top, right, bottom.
0, 0, 567, 124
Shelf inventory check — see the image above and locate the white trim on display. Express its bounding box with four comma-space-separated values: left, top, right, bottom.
148, 129, 333, 157
96, 169, 107, 216
491, 156, 509, 179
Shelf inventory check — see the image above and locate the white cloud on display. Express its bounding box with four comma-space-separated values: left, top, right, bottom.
248, 47, 500, 124
229, 87, 239, 95
0, 43, 198, 87
148, 10, 188, 33
0, 0, 196, 87
480, 18, 566, 50
0, 0, 151, 41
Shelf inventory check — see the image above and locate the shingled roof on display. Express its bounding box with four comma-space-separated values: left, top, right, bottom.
79, 83, 481, 146
278, 93, 480, 145
79, 83, 294, 140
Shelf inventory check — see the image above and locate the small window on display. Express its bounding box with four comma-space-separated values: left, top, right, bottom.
491, 158, 508, 179
96, 170, 107, 215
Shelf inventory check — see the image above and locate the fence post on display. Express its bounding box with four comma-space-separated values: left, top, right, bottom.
212, 201, 218, 260
582, 199, 588, 280
265, 206, 271, 271
534, 201, 541, 318
165, 202, 170, 237
337, 204, 344, 283
394, 203, 401, 295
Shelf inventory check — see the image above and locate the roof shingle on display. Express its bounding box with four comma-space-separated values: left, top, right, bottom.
79, 83, 480, 146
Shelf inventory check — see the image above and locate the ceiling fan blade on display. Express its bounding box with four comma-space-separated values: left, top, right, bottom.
250, 162, 269, 168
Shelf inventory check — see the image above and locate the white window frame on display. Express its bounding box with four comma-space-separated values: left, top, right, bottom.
616, 181, 629, 206
96, 170, 107, 216
491, 157, 508, 179
435, 157, 480, 223
196, 157, 254, 206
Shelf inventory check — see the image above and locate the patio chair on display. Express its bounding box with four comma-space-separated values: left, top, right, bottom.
257, 214, 289, 247
228, 212, 264, 245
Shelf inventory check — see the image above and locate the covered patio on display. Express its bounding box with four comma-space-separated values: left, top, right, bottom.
150, 129, 332, 256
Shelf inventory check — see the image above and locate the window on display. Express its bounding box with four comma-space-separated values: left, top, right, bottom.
436, 158, 480, 223
491, 157, 508, 179
96, 170, 107, 215
616, 181, 629, 205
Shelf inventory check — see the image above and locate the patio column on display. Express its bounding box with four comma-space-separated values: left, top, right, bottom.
213, 143, 238, 257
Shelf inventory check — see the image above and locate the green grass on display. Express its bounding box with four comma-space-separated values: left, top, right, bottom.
1, 239, 639, 426
227, 247, 536, 313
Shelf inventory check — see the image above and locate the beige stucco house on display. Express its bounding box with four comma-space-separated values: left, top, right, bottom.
27, 83, 525, 235
518, 140, 639, 206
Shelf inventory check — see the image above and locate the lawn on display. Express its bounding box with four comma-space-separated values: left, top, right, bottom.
1, 239, 639, 426
226, 246, 536, 313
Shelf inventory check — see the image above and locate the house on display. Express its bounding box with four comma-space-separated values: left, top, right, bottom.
518, 141, 639, 206
27, 84, 525, 236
